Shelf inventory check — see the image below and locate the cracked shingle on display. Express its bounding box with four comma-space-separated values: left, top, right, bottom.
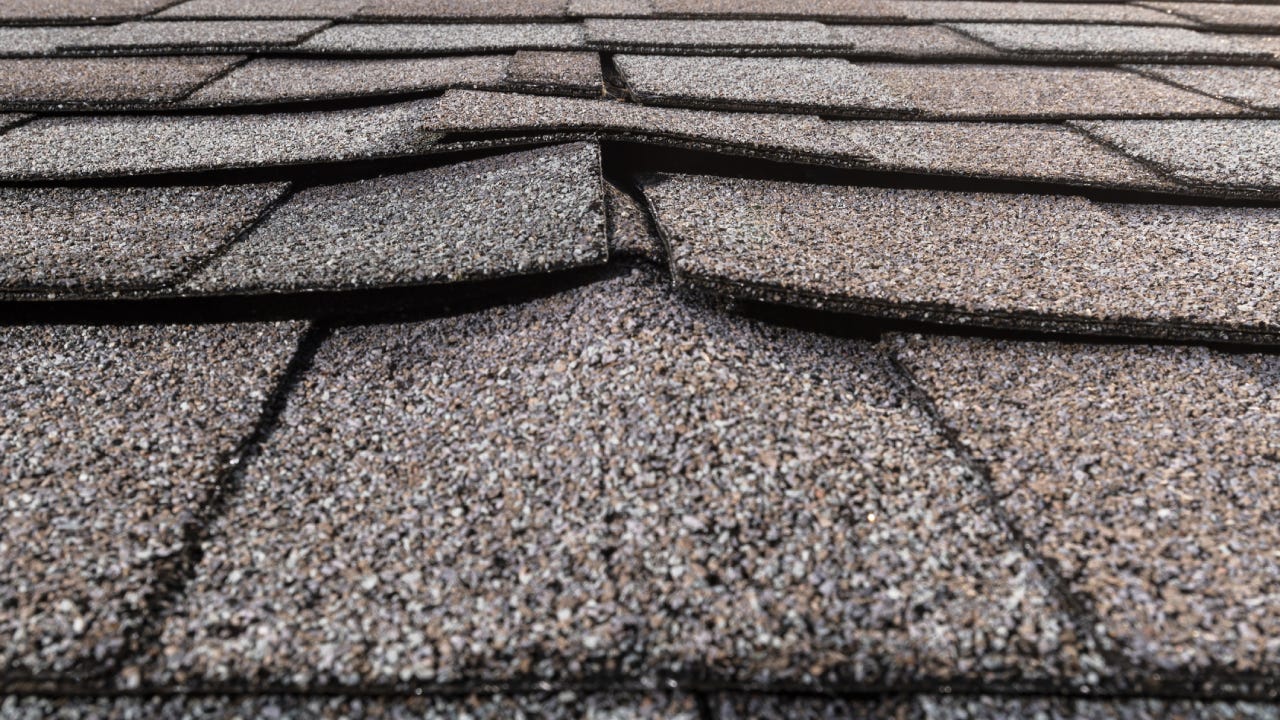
0, 99, 437, 180
0, 321, 305, 677
154, 270, 1097, 689
0, 183, 286, 295
186, 142, 607, 294
644, 173, 1280, 342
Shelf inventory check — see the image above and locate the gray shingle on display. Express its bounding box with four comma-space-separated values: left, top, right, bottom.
505, 50, 602, 95
184, 56, 509, 106
1128, 64, 1280, 112
156, 0, 365, 18
894, 0, 1191, 24
949, 22, 1266, 61
0, 183, 286, 295
0, 0, 175, 22
643, 174, 1280, 342
0, 99, 437, 180
1142, 1, 1280, 30
649, 0, 900, 20
355, 0, 569, 20
155, 270, 1096, 689
823, 24, 1002, 58
65, 19, 329, 52
0, 27, 95, 56
568, 0, 654, 16
605, 181, 664, 260
297, 22, 585, 53
186, 143, 607, 294
0, 321, 305, 677
0, 113, 31, 131
1074, 119, 1280, 191
0, 56, 242, 109
892, 334, 1280, 678
585, 18, 842, 50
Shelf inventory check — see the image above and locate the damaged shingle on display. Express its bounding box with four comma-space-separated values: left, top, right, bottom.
187, 142, 606, 294
505, 50, 602, 95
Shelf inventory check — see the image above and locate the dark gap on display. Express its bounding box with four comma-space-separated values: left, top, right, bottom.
599, 52, 631, 100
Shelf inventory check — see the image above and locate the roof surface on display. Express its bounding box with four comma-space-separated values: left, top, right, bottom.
3, 1, 1280, 718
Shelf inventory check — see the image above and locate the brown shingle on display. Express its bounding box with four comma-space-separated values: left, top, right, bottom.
1128, 64, 1280, 112
0, 56, 242, 108
949, 22, 1267, 61
66, 19, 329, 52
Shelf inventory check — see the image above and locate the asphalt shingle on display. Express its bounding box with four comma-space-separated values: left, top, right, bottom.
892, 335, 1280, 679
0, 99, 437, 180
1142, 1, 1280, 31
298, 22, 585, 52
949, 22, 1266, 61
648, 0, 898, 21
584, 18, 842, 51
186, 143, 607, 294
0, 27, 94, 56
0, 0, 176, 22
184, 56, 509, 106
1075, 119, 1280, 191
822, 24, 1001, 58
0, 183, 286, 295
717, 694, 1280, 719
505, 50, 602, 95
1128, 64, 1280, 112
605, 181, 664, 260
0, 56, 242, 109
355, 0, 570, 20
0, 321, 305, 677
156, 0, 365, 18
568, 0, 654, 17
66, 20, 329, 52
155, 270, 1096, 689
894, 1, 1190, 25
643, 173, 1280, 342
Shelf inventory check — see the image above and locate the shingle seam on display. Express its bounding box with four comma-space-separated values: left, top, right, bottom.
140, 0, 197, 20
1061, 120, 1207, 191
1120, 62, 1280, 114
107, 322, 328, 691
170, 53, 254, 103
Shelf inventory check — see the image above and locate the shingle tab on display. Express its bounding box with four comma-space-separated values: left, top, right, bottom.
66, 19, 328, 52
0, 56, 242, 109
298, 22, 585, 53
894, 0, 1190, 24
892, 335, 1280, 677
1075, 119, 1280, 191
0, 0, 175, 22
605, 182, 664, 260
0, 183, 286, 295
186, 143, 607, 294
155, 270, 1095, 688
184, 56, 509, 106
718, 694, 1280, 720
0, 99, 437, 180
823, 24, 1001, 58
1143, 1, 1280, 31
0, 321, 305, 677
505, 50, 602, 95
649, 0, 900, 21
0, 27, 94, 56
568, 0, 654, 16
156, 0, 365, 19
1128, 64, 1280, 112
355, 0, 570, 20
644, 174, 1280, 341
585, 18, 842, 51
949, 22, 1265, 61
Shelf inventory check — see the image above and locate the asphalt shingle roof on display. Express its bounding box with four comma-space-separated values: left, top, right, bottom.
4, 1, 1280, 716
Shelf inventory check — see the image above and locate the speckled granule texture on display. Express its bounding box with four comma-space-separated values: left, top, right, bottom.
1144, 1, 1280, 30
714, 693, 913, 719
298, 23, 585, 53
0, 321, 305, 677
0, 0, 174, 21
605, 181, 663, 260
0, 182, 286, 294
823, 25, 1000, 58
0, 27, 95, 56
0, 57, 242, 108
156, 0, 365, 19
569, 0, 653, 16
948, 22, 1264, 60
834, 121, 1177, 190
186, 143, 606, 293
1128, 64, 1280, 112
155, 269, 1096, 689
617, 55, 911, 113
356, 0, 569, 20
1074, 119, 1280, 190
506, 50, 602, 94
716, 694, 1280, 720
67, 20, 329, 52
898, 1, 1187, 24
0, 99, 437, 180
870, 64, 1242, 118
585, 19, 842, 49
423, 90, 873, 162
891, 334, 1280, 676
648, 0, 897, 19
0, 692, 700, 719
0, 114, 31, 131
643, 174, 1280, 339
184, 56, 509, 105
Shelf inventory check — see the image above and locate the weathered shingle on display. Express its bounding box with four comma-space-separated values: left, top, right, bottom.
505, 50, 602, 95
297, 22, 585, 53
718, 694, 1280, 720
1128, 64, 1280, 112
949, 22, 1266, 61
0, 0, 175, 22
186, 143, 607, 294
0, 99, 437, 180
0, 56, 242, 109
892, 335, 1280, 677
644, 174, 1280, 342
1142, 1, 1280, 31
1075, 119, 1280, 191
355, 0, 570, 20
649, 0, 899, 20
823, 24, 1001, 58
156, 0, 365, 19
895, 0, 1191, 25
0, 27, 95, 56
0, 183, 286, 295
605, 181, 664, 260
0, 321, 305, 677
155, 270, 1096, 688
184, 56, 509, 106
584, 18, 842, 51
66, 19, 329, 52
